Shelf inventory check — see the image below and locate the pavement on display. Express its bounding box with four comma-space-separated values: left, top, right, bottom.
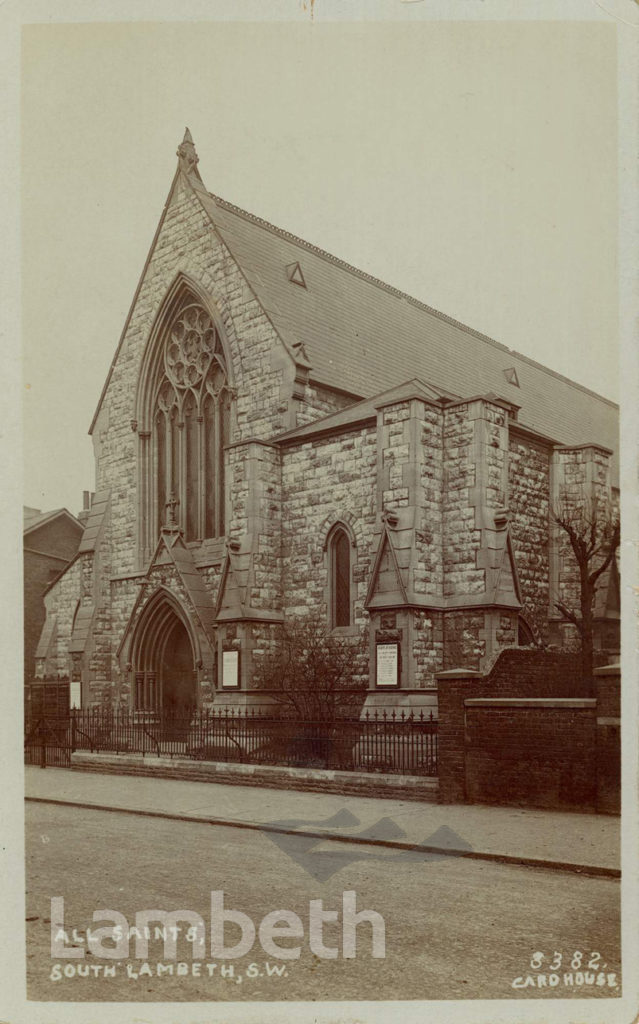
24, 764, 620, 877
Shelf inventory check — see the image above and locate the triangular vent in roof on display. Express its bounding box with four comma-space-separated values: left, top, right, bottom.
503, 367, 520, 387
286, 262, 307, 289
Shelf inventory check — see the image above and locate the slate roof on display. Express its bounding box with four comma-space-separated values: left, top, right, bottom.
89, 141, 619, 484
69, 604, 95, 654
116, 529, 218, 660
167, 533, 218, 642
35, 613, 57, 661
202, 189, 618, 481
274, 379, 493, 448
77, 491, 110, 554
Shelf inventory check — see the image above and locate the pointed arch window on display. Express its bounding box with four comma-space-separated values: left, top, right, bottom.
329, 526, 352, 628
151, 301, 231, 542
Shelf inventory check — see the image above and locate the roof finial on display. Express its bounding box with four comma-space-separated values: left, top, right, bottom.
165, 492, 180, 529
176, 127, 201, 180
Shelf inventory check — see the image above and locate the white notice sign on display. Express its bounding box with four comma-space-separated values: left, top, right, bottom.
376, 643, 399, 687
69, 681, 82, 709
222, 649, 240, 689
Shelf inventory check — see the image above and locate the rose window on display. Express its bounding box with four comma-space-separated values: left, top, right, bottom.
164, 305, 218, 390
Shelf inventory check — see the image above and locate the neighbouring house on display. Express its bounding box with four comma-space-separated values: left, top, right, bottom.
33, 130, 619, 721
24, 505, 84, 714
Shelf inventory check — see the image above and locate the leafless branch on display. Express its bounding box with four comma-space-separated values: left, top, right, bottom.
554, 601, 583, 634
253, 613, 365, 720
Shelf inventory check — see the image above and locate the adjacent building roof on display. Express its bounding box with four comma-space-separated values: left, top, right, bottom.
24, 506, 43, 525
23, 507, 82, 537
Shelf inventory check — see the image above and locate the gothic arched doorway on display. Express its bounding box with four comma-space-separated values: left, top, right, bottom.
131, 594, 197, 714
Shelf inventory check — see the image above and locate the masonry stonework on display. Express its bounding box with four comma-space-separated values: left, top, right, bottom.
508, 433, 551, 640
33, 133, 619, 734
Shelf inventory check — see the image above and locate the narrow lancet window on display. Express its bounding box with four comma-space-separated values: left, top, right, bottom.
330, 527, 352, 628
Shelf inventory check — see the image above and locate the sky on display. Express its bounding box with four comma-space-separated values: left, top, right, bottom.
21, 15, 620, 514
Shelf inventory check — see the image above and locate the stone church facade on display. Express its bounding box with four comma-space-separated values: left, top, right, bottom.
34, 131, 619, 716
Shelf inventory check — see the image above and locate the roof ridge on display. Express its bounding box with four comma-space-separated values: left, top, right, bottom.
24, 507, 82, 534
208, 191, 618, 411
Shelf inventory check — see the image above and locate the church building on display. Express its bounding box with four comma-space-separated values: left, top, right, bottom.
34, 131, 619, 717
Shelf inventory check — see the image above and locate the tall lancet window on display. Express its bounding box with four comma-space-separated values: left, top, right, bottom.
152, 302, 230, 541
329, 526, 352, 628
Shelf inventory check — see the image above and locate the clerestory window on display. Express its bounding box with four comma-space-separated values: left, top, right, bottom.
153, 301, 230, 542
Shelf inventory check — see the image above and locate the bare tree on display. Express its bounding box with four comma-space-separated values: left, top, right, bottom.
253, 614, 366, 721
552, 496, 620, 686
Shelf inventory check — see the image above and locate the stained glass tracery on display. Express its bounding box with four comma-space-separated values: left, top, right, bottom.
153, 302, 230, 541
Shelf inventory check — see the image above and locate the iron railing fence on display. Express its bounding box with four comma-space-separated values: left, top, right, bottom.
24, 706, 438, 776
24, 716, 72, 767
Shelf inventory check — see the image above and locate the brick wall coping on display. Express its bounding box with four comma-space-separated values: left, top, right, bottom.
436, 669, 482, 680
464, 697, 597, 708
593, 664, 620, 677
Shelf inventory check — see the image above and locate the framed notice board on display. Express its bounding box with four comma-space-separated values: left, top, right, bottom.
221, 649, 240, 689
375, 642, 400, 687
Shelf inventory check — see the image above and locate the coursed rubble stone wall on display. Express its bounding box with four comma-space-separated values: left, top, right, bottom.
39, 557, 84, 677
281, 424, 377, 683
79, 179, 349, 701
94, 182, 293, 578
33, 165, 618, 716
508, 434, 551, 640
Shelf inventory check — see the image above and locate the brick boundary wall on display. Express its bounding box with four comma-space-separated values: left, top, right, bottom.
437, 650, 620, 813
69, 752, 440, 804
594, 664, 621, 814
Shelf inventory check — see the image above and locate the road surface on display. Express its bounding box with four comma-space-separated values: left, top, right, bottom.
25, 801, 621, 1002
